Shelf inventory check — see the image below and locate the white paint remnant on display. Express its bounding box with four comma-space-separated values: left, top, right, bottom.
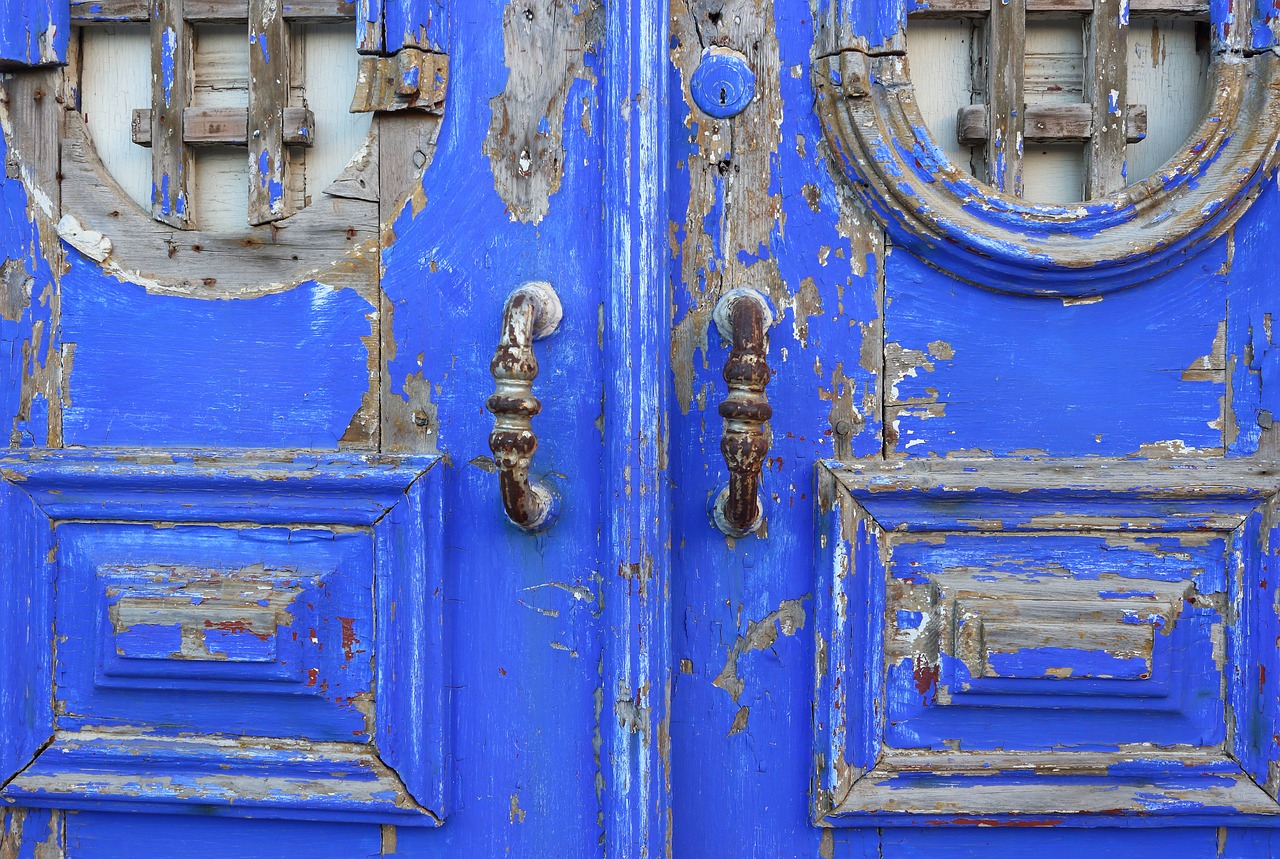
56, 215, 113, 262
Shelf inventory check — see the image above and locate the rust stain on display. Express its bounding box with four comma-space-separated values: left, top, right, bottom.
203, 618, 273, 640
339, 616, 358, 662
912, 660, 940, 697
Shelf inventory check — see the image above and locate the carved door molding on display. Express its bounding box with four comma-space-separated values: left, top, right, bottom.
815, 0, 1280, 294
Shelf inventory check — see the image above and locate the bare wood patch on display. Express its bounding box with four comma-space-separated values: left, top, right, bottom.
132, 106, 316, 147
150, 0, 193, 227
483, 0, 600, 225
958, 102, 1146, 145
248, 0, 292, 224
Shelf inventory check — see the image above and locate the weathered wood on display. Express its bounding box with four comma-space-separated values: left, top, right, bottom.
378, 111, 443, 452
248, 0, 291, 224
131, 106, 316, 147
910, 0, 1207, 15
958, 101, 1147, 144
816, 459, 1280, 827
483, 0, 599, 224
60, 113, 379, 298
350, 49, 448, 113
1086, 0, 1130, 197
150, 0, 193, 227
986, 0, 1026, 195
815, 49, 1280, 292
72, 0, 357, 23
0, 70, 64, 447
356, 0, 384, 54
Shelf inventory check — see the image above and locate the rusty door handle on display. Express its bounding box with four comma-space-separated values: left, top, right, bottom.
712, 288, 774, 537
487, 281, 563, 532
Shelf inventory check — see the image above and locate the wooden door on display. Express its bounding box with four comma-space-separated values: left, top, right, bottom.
0, 1, 634, 855
668, 0, 1280, 857
4, 0, 1280, 857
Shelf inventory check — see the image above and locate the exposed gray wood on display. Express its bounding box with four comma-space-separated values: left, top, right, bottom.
813, 48, 1280, 291
60, 113, 378, 298
72, 0, 356, 23
958, 102, 1147, 144
1, 70, 64, 447
131, 106, 316, 147
1086, 0, 1129, 197
827, 457, 1280, 501
248, 0, 291, 224
986, 0, 1026, 195
350, 50, 448, 114
150, 0, 193, 227
483, 0, 600, 225
378, 112, 443, 453
911, 0, 1207, 15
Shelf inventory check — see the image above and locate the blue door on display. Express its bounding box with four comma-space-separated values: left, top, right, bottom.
3, 0, 1280, 856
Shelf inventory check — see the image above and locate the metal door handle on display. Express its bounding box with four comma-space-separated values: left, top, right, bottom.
487, 281, 563, 532
711, 288, 774, 537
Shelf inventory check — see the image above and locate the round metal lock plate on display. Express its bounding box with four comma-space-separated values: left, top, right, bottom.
690, 47, 756, 118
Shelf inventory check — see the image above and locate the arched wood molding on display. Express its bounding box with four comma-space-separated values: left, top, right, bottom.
6, 39, 443, 299
813, 2, 1280, 296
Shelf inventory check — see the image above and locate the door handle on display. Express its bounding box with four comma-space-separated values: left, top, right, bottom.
711, 288, 774, 537
487, 281, 563, 532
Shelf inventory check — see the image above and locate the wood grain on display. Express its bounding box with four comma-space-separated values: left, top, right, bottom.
248, 0, 291, 224
73, 0, 357, 23
986, 0, 1026, 195
958, 102, 1147, 144
911, 0, 1207, 14
1087, 0, 1129, 197
150, 0, 193, 227
131, 106, 316, 147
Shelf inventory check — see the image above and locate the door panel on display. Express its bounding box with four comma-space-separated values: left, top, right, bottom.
1, 0, 609, 853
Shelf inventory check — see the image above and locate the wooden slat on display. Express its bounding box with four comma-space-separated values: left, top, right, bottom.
1086, 0, 1129, 197
910, 0, 1207, 14
356, 0, 384, 54
150, 0, 192, 228
986, 0, 1026, 195
131, 107, 316, 147
73, 0, 356, 23
958, 102, 1147, 144
248, 0, 292, 225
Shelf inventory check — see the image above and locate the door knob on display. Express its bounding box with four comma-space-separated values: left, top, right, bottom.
711, 288, 774, 537
487, 281, 563, 532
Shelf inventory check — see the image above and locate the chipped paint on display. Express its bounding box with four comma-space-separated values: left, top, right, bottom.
484, 0, 601, 224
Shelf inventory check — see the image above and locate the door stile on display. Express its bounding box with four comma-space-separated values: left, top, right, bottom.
601, 2, 674, 856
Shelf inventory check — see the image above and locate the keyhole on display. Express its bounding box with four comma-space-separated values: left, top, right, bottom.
719, 86, 728, 106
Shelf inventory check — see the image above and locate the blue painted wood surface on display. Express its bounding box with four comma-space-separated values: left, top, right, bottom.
0, 0, 66, 67
359, 0, 448, 55
59, 256, 376, 450
1, 0, 1280, 854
